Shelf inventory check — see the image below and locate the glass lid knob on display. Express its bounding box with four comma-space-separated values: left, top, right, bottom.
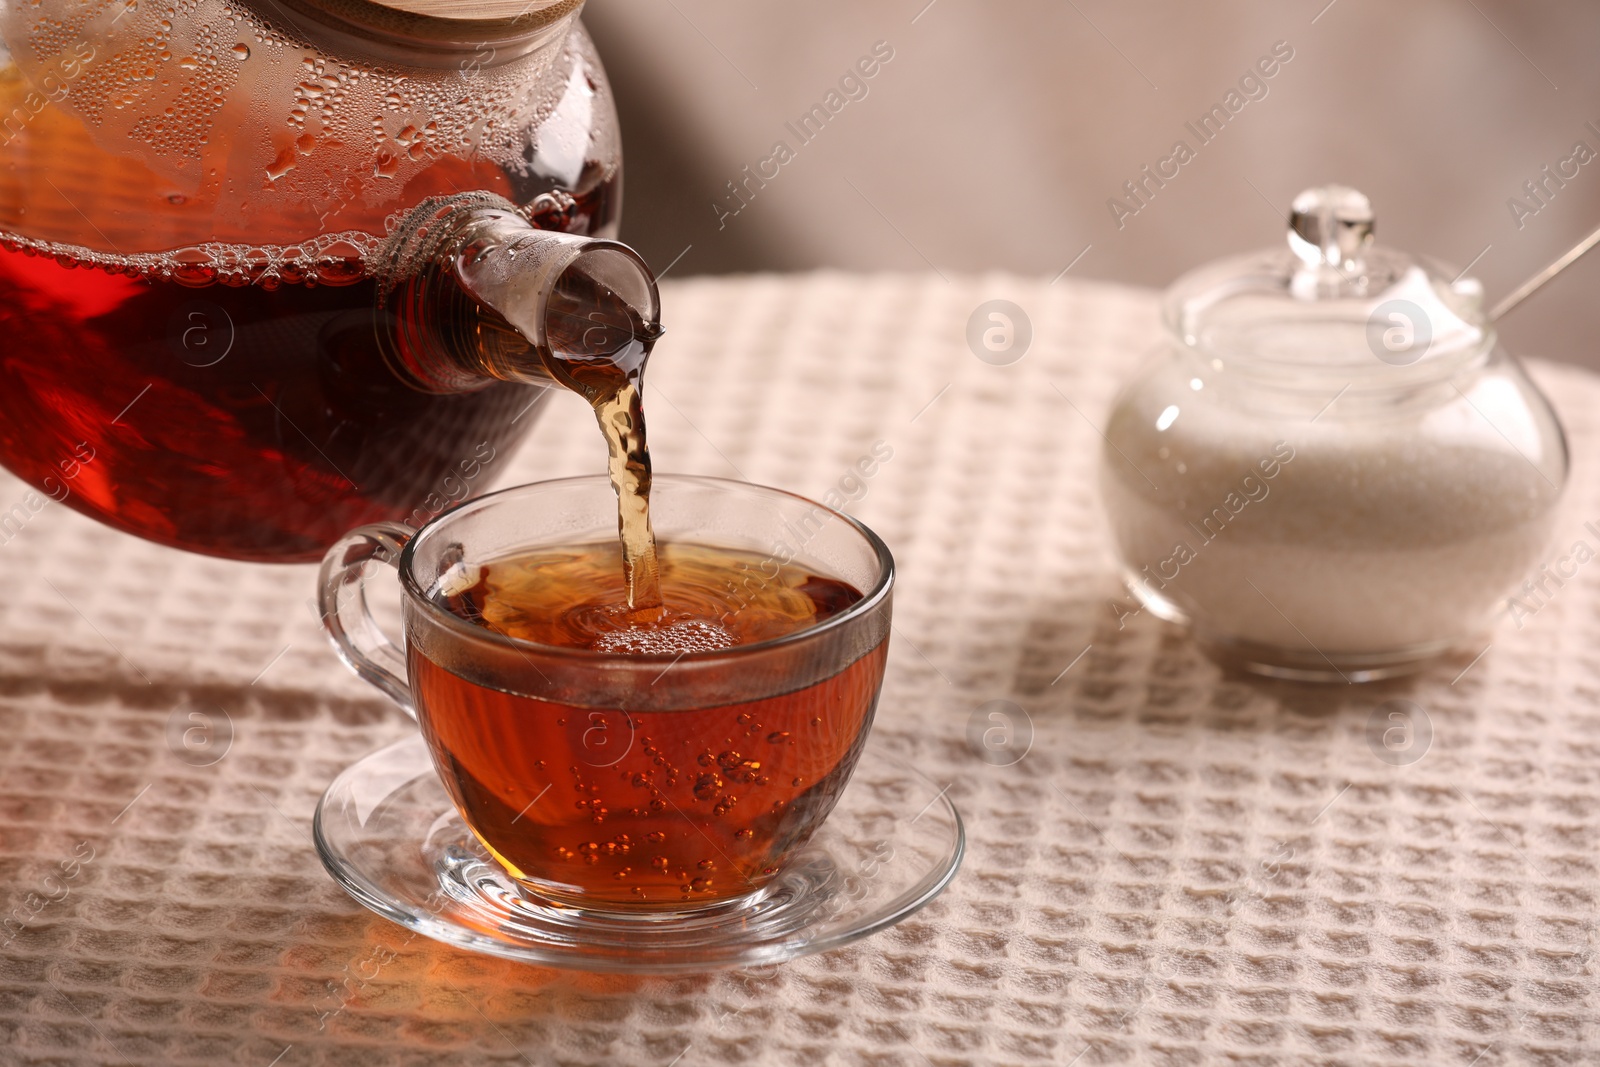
1288, 185, 1374, 271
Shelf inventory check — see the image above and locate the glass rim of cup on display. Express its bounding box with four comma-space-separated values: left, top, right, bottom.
397, 472, 895, 663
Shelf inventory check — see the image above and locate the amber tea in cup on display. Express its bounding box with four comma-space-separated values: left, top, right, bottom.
320, 475, 893, 912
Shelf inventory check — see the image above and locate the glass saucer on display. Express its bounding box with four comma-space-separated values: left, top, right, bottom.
313, 736, 964, 973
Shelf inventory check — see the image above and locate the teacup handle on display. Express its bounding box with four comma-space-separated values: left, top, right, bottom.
318, 521, 417, 720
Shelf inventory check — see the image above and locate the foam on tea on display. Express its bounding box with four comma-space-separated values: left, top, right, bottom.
443, 540, 862, 651
416, 541, 881, 907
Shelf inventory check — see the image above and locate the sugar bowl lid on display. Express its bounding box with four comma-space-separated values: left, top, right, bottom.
1164, 185, 1489, 373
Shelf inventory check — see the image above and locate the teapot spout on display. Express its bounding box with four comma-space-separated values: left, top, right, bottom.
377, 193, 661, 393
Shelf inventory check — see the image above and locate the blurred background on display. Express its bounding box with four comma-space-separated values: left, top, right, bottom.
584, 0, 1600, 370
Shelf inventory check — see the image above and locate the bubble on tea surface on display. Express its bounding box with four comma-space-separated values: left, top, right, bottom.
592, 619, 734, 656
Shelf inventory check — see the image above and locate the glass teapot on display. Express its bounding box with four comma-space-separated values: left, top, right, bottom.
0, 0, 659, 561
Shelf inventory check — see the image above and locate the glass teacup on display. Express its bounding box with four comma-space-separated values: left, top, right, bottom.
318, 474, 893, 914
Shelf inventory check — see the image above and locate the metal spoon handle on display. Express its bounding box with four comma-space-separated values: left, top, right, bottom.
1490, 219, 1600, 322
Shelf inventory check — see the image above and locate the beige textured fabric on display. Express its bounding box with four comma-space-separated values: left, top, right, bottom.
0, 272, 1596, 1065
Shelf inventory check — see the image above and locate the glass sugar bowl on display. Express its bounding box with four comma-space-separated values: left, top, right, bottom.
1100, 185, 1568, 682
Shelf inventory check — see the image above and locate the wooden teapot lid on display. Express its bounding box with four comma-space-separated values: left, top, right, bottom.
352, 0, 578, 20
275, 0, 583, 40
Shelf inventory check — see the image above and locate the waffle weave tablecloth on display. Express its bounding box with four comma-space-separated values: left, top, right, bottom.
0, 272, 1596, 1066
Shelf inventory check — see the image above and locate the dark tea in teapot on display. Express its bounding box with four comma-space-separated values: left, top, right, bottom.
0, 180, 616, 560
